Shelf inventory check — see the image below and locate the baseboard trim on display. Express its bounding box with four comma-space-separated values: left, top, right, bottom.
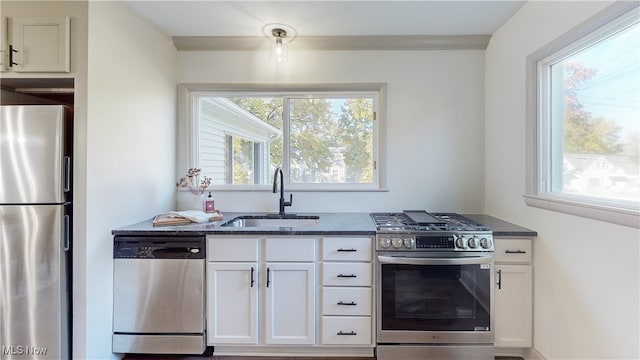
213, 346, 375, 357
527, 348, 547, 360
495, 348, 527, 358
495, 347, 547, 360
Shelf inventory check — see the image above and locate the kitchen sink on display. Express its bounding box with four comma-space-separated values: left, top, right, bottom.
221, 215, 320, 228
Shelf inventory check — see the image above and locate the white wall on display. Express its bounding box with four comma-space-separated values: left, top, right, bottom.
485, 2, 640, 359
86, 2, 177, 359
178, 50, 487, 213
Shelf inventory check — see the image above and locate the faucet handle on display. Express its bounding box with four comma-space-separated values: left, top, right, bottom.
284, 194, 293, 207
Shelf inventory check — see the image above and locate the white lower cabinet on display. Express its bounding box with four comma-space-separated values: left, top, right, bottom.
494, 237, 534, 351
321, 317, 372, 345
264, 262, 315, 344
495, 264, 532, 348
207, 262, 258, 344
322, 287, 372, 316
320, 237, 374, 347
207, 236, 316, 346
207, 235, 375, 354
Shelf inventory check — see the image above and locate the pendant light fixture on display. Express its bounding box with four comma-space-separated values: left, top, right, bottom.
264, 23, 296, 63
272, 28, 287, 63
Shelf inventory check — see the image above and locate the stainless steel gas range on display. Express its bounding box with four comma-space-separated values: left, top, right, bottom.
371, 211, 495, 360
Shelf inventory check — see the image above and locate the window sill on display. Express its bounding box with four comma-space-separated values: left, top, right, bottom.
523, 194, 639, 229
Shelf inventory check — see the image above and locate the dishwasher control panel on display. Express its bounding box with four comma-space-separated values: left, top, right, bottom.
113, 236, 204, 259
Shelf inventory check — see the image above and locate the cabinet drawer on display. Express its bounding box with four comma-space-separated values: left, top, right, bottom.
322, 316, 372, 345
208, 237, 259, 262
322, 237, 372, 261
323, 287, 372, 316
323, 263, 372, 286
265, 237, 316, 262
495, 238, 532, 263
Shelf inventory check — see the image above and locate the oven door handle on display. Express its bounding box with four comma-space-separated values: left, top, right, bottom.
377, 255, 493, 265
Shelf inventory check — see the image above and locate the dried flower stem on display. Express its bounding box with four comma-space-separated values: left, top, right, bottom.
176, 168, 211, 195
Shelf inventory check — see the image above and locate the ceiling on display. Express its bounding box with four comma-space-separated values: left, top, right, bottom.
123, 1, 527, 50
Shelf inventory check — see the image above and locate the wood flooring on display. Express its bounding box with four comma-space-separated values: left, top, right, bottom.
124, 355, 523, 360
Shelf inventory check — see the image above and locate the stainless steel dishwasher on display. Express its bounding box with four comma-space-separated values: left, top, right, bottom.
112, 235, 206, 355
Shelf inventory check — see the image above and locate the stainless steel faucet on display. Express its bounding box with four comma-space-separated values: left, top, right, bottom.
272, 167, 292, 216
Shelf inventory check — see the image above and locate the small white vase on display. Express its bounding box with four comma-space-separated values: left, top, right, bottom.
177, 192, 205, 211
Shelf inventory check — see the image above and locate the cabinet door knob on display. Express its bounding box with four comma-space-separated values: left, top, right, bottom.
337, 248, 357, 252
497, 269, 502, 290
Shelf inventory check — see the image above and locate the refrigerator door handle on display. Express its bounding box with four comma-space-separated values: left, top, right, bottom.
64, 214, 70, 251
64, 156, 72, 192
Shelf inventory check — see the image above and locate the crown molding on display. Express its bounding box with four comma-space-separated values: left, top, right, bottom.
173, 34, 491, 51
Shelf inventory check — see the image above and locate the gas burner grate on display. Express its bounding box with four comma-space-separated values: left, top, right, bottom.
371, 211, 490, 232
432, 213, 490, 231
370, 213, 413, 229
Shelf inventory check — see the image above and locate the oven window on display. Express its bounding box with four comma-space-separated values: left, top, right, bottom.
380, 263, 491, 332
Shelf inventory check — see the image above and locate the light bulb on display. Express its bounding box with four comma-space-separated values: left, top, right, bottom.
269, 27, 289, 63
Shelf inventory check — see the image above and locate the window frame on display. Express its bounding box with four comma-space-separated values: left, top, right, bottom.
525, 2, 640, 228
177, 83, 387, 192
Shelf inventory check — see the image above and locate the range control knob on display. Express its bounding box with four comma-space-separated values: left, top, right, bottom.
403, 237, 415, 249
379, 237, 391, 249
391, 237, 404, 249
467, 236, 479, 249
455, 235, 467, 249
480, 237, 493, 249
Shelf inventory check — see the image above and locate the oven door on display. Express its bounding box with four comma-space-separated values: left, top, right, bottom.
376, 252, 494, 344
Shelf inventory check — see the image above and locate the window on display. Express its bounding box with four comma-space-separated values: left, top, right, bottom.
180, 85, 384, 191
526, 4, 640, 227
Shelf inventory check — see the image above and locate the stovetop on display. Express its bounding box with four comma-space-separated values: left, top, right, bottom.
371, 211, 489, 232
371, 211, 494, 251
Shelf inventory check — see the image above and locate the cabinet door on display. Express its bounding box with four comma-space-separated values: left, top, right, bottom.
8, 17, 70, 72
207, 262, 258, 345
322, 237, 372, 261
264, 262, 315, 345
1, 17, 6, 71
322, 262, 372, 286
495, 264, 532, 348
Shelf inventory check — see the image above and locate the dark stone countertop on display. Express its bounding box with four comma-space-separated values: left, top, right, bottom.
465, 214, 537, 237
112, 212, 376, 237
112, 212, 536, 238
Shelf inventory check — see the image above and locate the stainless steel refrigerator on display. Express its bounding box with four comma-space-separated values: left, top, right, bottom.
0, 105, 72, 360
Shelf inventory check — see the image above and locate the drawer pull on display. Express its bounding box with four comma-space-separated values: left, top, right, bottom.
337, 274, 357, 278
337, 301, 357, 306
337, 248, 357, 252
337, 331, 357, 336
9, 45, 18, 67
505, 250, 527, 254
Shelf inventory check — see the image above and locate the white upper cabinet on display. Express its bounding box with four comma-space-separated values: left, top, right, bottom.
4, 16, 70, 73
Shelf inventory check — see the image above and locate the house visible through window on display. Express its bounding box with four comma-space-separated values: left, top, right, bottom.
189, 89, 381, 190
526, 4, 639, 226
